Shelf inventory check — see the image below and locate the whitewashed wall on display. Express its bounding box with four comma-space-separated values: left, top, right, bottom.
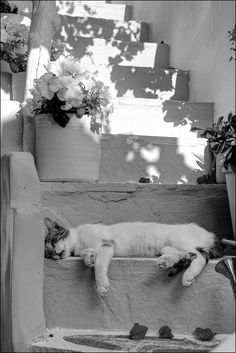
128, 0, 235, 120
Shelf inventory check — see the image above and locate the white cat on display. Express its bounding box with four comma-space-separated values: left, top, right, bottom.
44, 218, 219, 296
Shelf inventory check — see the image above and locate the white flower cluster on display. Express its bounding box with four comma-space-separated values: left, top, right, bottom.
21, 55, 113, 131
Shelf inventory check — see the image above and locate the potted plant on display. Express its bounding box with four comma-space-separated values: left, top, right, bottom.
191, 113, 236, 237
0, 8, 29, 100
1, 1, 65, 102
21, 54, 113, 181
191, 114, 235, 183
219, 113, 236, 238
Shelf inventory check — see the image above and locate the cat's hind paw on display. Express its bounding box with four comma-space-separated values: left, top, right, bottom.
156, 255, 175, 270
82, 248, 97, 267
182, 272, 195, 287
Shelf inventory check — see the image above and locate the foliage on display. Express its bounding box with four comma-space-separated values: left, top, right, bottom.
228, 25, 236, 61
191, 113, 236, 172
0, 0, 18, 14
1, 13, 67, 73
21, 55, 113, 133
0, 13, 28, 72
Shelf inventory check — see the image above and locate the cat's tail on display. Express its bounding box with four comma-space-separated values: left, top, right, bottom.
197, 238, 225, 262
168, 239, 224, 278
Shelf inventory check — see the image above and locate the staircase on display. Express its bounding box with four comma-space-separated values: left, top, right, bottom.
1, 1, 235, 352
54, 0, 213, 184
32, 1, 234, 351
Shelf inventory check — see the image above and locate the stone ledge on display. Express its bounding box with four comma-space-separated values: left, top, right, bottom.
43, 258, 235, 334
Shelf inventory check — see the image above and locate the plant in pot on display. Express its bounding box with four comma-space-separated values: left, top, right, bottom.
21, 54, 113, 182
1, 3, 65, 101
218, 113, 236, 239
191, 113, 236, 238
190, 113, 236, 184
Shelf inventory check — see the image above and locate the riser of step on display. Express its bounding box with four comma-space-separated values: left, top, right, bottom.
56, 1, 132, 21
92, 66, 189, 100
58, 36, 169, 68
100, 135, 206, 184
43, 258, 235, 334
57, 15, 149, 42
105, 99, 213, 137
40, 183, 233, 240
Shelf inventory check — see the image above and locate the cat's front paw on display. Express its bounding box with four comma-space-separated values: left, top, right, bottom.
156, 255, 175, 270
82, 248, 97, 267
96, 278, 110, 296
182, 272, 195, 287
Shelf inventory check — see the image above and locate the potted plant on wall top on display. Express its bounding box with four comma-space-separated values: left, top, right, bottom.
1, 1, 66, 102
191, 113, 236, 182
191, 113, 236, 237
21, 54, 113, 182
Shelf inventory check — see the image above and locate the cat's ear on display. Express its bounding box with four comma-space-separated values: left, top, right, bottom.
44, 218, 58, 231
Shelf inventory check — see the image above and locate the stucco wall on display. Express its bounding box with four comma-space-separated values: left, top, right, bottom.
128, 0, 235, 119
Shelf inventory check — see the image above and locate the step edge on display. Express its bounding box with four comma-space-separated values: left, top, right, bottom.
101, 134, 207, 146
75, 36, 167, 47
111, 97, 213, 106
50, 257, 227, 263
40, 182, 227, 193
59, 14, 148, 27
82, 64, 189, 76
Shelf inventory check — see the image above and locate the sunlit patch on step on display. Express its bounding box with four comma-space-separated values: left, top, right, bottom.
140, 145, 160, 163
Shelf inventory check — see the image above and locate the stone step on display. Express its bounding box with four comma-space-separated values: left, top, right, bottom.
105, 98, 213, 137
55, 36, 169, 68
90, 65, 189, 100
100, 134, 206, 184
31, 328, 228, 352
58, 14, 150, 42
40, 257, 234, 336
40, 183, 233, 241
56, 1, 132, 21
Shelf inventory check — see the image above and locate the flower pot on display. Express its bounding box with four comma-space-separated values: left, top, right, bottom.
223, 166, 235, 238
216, 153, 226, 184
35, 114, 101, 181
204, 142, 214, 175
12, 71, 26, 103
1, 60, 12, 100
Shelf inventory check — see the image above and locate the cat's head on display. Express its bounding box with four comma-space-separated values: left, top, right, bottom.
44, 218, 69, 260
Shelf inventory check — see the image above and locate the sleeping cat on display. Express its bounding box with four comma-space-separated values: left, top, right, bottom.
44, 218, 220, 296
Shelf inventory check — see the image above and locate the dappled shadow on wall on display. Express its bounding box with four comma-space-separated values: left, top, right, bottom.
100, 135, 204, 184
162, 101, 213, 130
110, 66, 178, 99
58, 15, 142, 42
53, 14, 145, 66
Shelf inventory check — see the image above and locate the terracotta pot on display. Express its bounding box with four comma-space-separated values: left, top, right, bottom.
35, 114, 101, 181
12, 71, 26, 103
216, 153, 226, 184
1, 60, 12, 100
204, 142, 214, 175
223, 166, 235, 238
